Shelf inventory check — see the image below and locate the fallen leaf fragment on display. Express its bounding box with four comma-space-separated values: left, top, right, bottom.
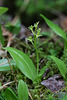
41, 74, 65, 92
2, 26, 13, 47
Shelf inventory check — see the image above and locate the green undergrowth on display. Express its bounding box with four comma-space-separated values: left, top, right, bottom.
0, 7, 67, 100
0, 37, 66, 100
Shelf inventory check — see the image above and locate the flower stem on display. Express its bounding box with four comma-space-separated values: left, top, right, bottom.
34, 35, 39, 76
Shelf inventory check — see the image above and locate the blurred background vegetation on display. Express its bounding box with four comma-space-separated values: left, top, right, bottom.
0, 0, 67, 26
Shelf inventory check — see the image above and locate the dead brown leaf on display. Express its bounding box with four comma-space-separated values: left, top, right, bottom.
41, 74, 65, 92
2, 26, 13, 47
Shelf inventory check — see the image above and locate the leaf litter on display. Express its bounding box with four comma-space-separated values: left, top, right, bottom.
41, 74, 65, 92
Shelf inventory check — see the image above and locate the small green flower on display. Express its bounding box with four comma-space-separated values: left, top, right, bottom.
27, 36, 33, 44
28, 25, 35, 35
34, 22, 39, 28
36, 28, 41, 38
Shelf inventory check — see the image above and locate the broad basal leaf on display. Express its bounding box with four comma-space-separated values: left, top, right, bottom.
18, 80, 28, 100
5, 88, 18, 100
40, 14, 67, 41
0, 59, 16, 71
0, 7, 8, 16
4, 47, 37, 81
50, 56, 67, 79
0, 25, 4, 46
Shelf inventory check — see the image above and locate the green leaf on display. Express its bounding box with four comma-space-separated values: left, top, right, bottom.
34, 66, 48, 81
0, 25, 4, 46
4, 47, 37, 81
18, 80, 28, 100
64, 40, 67, 51
0, 59, 16, 71
40, 14, 67, 41
38, 66, 47, 76
0, 7, 8, 16
62, 95, 67, 100
6, 25, 21, 34
5, 88, 18, 100
6, 19, 21, 34
50, 56, 67, 79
